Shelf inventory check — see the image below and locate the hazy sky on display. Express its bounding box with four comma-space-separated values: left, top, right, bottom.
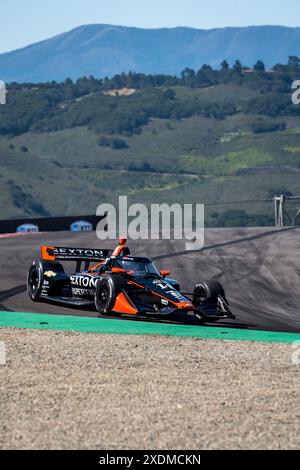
0, 0, 299, 53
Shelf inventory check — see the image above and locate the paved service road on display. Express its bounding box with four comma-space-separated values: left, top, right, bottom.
0, 227, 299, 332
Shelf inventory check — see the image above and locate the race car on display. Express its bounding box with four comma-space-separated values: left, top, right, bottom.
27, 239, 235, 323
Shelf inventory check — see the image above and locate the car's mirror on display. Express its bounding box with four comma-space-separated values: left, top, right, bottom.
160, 270, 170, 278
111, 267, 127, 274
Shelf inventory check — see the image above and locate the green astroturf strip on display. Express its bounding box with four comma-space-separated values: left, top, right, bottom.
0, 311, 300, 344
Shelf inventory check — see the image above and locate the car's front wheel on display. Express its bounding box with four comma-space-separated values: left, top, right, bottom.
193, 280, 234, 320
95, 276, 125, 316
193, 280, 226, 307
27, 259, 44, 301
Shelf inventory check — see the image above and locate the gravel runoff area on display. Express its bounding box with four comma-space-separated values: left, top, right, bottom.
1, 328, 300, 450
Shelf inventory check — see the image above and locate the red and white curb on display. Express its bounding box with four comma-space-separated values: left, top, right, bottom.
0, 232, 40, 239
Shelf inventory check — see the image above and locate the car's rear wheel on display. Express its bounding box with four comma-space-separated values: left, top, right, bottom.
95, 276, 125, 316
27, 259, 44, 301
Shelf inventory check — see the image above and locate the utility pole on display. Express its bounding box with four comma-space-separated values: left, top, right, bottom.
274, 195, 300, 227
274, 195, 285, 227
292, 207, 300, 227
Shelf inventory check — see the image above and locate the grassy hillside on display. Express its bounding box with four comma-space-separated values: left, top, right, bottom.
0, 74, 300, 226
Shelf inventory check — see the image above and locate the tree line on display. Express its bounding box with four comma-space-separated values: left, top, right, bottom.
0, 57, 299, 137
8, 56, 300, 94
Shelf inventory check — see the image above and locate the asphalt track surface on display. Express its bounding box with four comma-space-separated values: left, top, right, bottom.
0, 227, 299, 333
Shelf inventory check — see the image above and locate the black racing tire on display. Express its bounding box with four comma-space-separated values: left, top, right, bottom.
193, 280, 226, 307
95, 275, 126, 316
27, 258, 44, 301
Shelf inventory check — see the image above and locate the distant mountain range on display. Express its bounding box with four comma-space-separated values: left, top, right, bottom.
0, 24, 300, 83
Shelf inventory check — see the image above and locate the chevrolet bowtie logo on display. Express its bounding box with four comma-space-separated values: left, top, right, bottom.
44, 271, 57, 277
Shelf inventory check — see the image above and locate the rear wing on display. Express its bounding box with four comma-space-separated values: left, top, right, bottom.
41, 246, 112, 262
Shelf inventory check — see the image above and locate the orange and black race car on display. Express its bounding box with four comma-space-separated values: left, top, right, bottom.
27, 239, 235, 323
